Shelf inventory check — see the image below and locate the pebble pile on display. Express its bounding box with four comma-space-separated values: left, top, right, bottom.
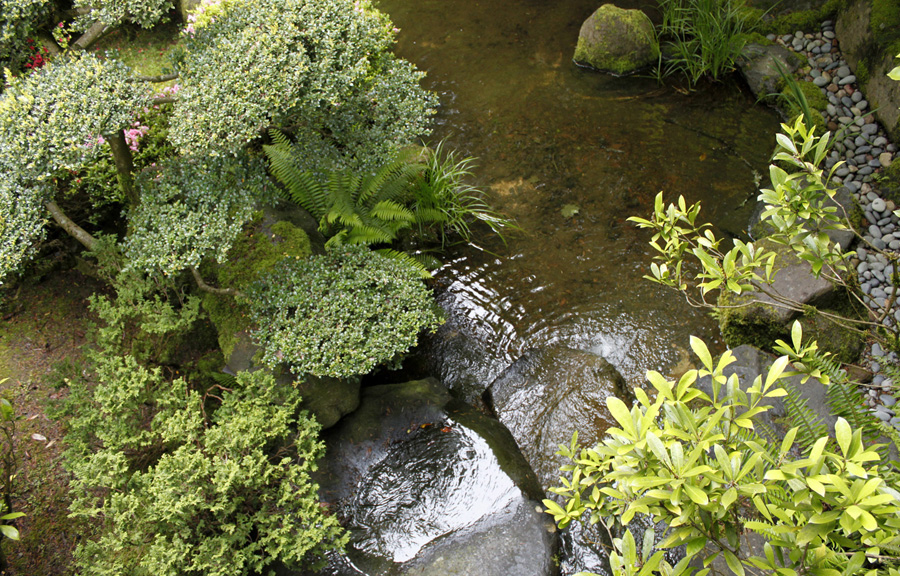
766, 23, 900, 427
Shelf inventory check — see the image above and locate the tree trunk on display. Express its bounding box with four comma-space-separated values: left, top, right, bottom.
44, 201, 97, 251
72, 21, 109, 52
107, 131, 139, 207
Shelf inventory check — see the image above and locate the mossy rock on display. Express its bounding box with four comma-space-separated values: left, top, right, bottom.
202, 207, 314, 363
798, 308, 866, 364
573, 4, 659, 76
717, 238, 838, 348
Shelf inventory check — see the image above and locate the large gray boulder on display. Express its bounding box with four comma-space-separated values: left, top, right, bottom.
485, 346, 630, 489
737, 43, 804, 99
573, 4, 659, 76
308, 378, 558, 576
717, 238, 840, 348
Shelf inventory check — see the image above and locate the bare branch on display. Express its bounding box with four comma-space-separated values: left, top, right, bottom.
72, 21, 110, 52
190, 267, 244, 298
45, 201, 97, 251
136, 72, 180, 83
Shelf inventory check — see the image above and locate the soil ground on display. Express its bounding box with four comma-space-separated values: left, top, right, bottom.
0, 268, 105, 575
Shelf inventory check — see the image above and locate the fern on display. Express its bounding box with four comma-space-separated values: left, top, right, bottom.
782, 383, 829, 452
375, 249, 433, 279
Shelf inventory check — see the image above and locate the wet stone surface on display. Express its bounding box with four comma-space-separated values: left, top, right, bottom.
307, 378, 557, 576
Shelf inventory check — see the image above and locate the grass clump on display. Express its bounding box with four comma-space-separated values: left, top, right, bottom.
656, 0, 753, 85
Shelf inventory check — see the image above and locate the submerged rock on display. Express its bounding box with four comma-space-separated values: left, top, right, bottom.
485, 346, 629, 489
308, 378, 557, 576
573, 4, 659, 76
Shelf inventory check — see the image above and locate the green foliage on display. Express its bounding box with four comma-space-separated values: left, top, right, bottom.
776, 68, 828, 133
73, 0, 173, 30
87, 236, 203, 365
0, 53, 150, 282
66, 366, 346, 575
656, 0, 752, 85
265, 133, 514, 275
171, 0, 435, 167
0, 388, 23, 544
629, 117, 884, 341
547, 328, 900, 576
0, 0, 50, 69
0, 178, 46, 284
0, 53, 149, 183
247, 245, 442, 378
125, 153, 268, 275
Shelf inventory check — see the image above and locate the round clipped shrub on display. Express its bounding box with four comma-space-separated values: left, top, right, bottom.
247, 245, 442, 378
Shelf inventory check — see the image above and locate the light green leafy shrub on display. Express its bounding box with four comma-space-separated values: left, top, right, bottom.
125, 153, 268, 275
547, 328, 900, 576
247, 245, 442, 378
0, 53, 149, 182
66, 366, 345, 576
172, 0, 435, 168
0, 178, 46, 284
72, 0, 173, 30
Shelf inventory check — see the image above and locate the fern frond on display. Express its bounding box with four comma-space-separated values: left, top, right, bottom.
370, 200, 416, 223
210, 372, 238, 388
783, 383, 829, 451
375, 248, 433, 279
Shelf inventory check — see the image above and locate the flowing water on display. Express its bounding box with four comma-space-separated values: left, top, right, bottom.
333, 1, 786, 571
377, 0, 783, 403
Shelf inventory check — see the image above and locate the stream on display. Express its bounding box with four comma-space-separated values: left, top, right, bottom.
316, 0, 785, 573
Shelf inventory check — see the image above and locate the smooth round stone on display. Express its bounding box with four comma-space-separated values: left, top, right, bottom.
857, 145, 872, 154
869, 159, 882, 168
826, 103, 837, 116
862, 124, 879, 135
889, 240, 900, 250
836, 166, 850, 177
858, 100, 868, 111
814, 76, 831, 87
766, 33, 777, 41
858, 247, 869, 260
824, 30, 836, 39
838, 116, 853, 125
865, 211, 878, 224
792, 41, 804, 51
859, 166, 874, 175
851, 91, 863, 103
855, 154, 868, 164
875, 407, 892, 422
881, 152, 894, 168
837, 65, 851, 77
859, 262, 870, 275
874, 136, 887, 147
883, 395, 898, 408
873, 238, 887, 250
842, 96, 853, 107
847, 181, 862, 192
887, 200, 896, 211
839, 75, 857, 85
872, 198, 887, 212
869, 224, 884, 238
873, 343, 885, 357
847, 137, 858, 149
821, 42, 832, 52
855, 116, 866, 127
884, 377, 894, 389
873, 147, 884, 155
795, 30, 805, 39
782, 34, 793, 43
873, 288, 887, 299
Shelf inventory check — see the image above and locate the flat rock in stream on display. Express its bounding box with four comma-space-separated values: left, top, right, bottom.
485, 346, 630, 489
737, 43, 804, 99
304, 377, 557, 576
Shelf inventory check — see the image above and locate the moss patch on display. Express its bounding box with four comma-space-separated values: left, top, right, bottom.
751, 0, 846, 36
202, 216, 313, 361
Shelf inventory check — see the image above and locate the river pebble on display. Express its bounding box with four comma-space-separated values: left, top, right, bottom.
776, 22, 900, 429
